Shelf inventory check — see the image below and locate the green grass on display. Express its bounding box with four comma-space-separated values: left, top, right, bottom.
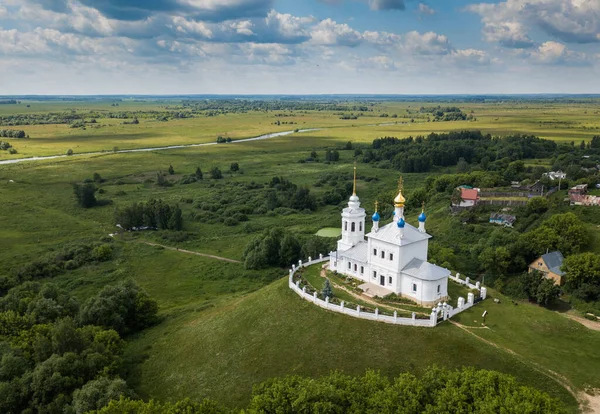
3, 99, 600, 413
315, 227, 342, 237
124, 278, 580, 411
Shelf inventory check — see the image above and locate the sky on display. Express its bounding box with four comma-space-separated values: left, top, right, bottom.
0, 0, 598, 94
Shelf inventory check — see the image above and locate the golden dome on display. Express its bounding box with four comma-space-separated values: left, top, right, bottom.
394, 191, 406, 207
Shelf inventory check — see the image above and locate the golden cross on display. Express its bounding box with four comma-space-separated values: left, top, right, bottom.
375, 200, 379, 212
397, 176, 404, 193
422, 201, 425, 211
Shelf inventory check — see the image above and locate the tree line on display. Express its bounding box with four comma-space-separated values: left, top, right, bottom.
114, 199, 183, 231
94, 367, 564, 413
0, 275, 158, 413
0, 129, 27, 138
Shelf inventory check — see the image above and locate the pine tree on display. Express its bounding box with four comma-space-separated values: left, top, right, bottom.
168, 164, 175, 175
322, 279, 333, 299
195, 167, 203, 179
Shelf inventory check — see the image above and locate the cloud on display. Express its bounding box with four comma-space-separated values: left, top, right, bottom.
318, 0, 405, 11
527, 40, 589, 64
310, 18, 363, 47
401, 31, 451, 55
368, 0, 405, 10
417, 3, 435, 15
467, 0, 600, 46
17, 0, 275, 22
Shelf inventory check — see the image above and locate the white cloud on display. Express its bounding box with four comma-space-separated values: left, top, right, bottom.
468, 0, 600, 46
310, 18, 362, 47
401, 31, 451, 55
418, 3, 435, 15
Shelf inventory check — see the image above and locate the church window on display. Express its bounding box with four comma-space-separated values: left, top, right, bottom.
389, 253, 393, 261
388, 276, 392, 284
412, 283, 417, 292
359, 222, 362, 231
373, 248, 377, 256
344, 221, 347, 231
373, 271, 377, 279
351, 222, 355, 232
348, 262, 351, 269
360, 266, 364, 274
354, 264, 357, 272
437, 284, 441, 293
381, 250, 385, 259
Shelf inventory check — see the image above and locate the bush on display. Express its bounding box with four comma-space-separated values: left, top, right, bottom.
66, 149, 74, 156
210, 167, 223, 179
78, 279, 158, 335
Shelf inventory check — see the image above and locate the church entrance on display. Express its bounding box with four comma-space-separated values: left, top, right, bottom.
380, 275, 385, 286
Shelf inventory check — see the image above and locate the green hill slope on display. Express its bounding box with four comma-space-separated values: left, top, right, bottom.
125, 277, 582, 411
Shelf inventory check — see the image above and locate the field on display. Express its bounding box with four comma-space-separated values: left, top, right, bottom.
2, 97, 600, 413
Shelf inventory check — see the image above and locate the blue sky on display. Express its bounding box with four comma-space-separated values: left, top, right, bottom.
0, 0, 598, 94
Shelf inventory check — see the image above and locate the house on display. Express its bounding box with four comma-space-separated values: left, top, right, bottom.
569, 184, 588, 197
568, 184, 600, 206
453, 187, 480, 208
527, 180, 544, 195
543, 171, 566, 181
529, 251, 565, 286
489, 213, 516, 227
329, 173, 450, 306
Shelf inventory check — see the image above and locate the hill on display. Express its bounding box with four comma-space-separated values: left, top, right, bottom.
123, 271, 600, 413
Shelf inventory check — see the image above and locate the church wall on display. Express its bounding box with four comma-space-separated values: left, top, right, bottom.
401, 277, 448, 306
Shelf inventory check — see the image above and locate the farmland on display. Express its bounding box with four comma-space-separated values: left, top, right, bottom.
1, 96, 600, 413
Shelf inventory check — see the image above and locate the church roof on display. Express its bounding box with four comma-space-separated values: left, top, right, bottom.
402, 258, 450, 281
366, 221, 430, 246
339, 241, 368, 262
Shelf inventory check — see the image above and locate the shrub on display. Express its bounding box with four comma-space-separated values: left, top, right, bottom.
66, 149, 74, 156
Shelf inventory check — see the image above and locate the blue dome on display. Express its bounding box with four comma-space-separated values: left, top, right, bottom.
418, 212, 427, 222
372, 212, 380, 222
397, 218, 405, 228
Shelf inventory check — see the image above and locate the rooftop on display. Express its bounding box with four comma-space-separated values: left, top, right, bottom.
402, 258, 450, 281
460, 188, 479, 201
366, 221, 430, 246
541, 251, 565, 276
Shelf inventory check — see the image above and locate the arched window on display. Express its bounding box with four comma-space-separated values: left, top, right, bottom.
359, 222, 362, 231
351, 222, 355, 232
344, 221, 347, 231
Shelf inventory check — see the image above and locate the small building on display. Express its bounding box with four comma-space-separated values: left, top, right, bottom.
527, 180, 544, 195
489, 213, 516, 227
543, 171, 566, 181
569, 184, 588, 197
453, 187, 480, 208
529, 251, 565, 286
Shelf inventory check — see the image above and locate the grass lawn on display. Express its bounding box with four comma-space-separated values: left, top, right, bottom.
124, 278, 581, 412
315, 227, 342, 237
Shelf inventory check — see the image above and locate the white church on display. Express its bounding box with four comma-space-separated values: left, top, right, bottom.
329, 172, 450, 306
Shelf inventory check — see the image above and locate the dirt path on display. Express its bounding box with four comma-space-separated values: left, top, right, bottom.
449, 320, 599, 413
139, 241, 241, 264
562, 312, 600, 332
319, 266, 429, 316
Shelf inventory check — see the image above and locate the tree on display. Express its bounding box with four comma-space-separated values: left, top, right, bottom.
563, 252, 600, 292
73, 183, 97, 208
66, 149, 73, 156
168, 165, 175, 175
78, 279, 158, 335
345, 141, 353, 150
195, 167, 203, 179
72, 377, 134, 414
230, 162, 239, 172
247, 368, 564, 413
156, 172, 169, 187
527, 197, 548, 214
536, 279, 560, 306
321, 279, 333, 299
210, 167, 223, 179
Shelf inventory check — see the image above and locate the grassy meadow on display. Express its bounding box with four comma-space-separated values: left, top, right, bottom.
2, 97, 600, 413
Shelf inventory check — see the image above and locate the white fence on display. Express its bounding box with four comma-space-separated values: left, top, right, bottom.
288, 257, 486, 328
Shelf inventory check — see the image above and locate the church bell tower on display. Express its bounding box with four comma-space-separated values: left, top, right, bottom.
337, 164, 366, 252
